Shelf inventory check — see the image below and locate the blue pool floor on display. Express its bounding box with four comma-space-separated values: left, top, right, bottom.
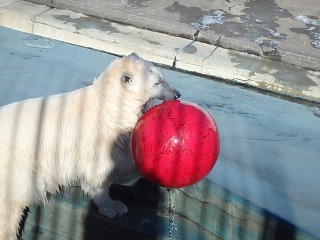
1, 26, 320, 239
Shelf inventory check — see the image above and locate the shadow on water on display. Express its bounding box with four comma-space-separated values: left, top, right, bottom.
83, 179, 162, 240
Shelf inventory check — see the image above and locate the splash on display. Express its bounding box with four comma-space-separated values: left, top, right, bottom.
265, 28, 285, 39
191, 10, 224, 30
295, 15, 317, 26
294, 15, 320, 48
23, 36, 58, 49
311, 107, 320, 118
312, 33, 320, 48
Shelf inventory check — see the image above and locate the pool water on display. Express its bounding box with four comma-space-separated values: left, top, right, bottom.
1, 26, 320, 239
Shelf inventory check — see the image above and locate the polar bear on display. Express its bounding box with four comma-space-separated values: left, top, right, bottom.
0, 53, 181, 239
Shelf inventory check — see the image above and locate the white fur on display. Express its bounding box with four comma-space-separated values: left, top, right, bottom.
0, 53, 180, 239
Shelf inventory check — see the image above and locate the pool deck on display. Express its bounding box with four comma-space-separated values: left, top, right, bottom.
0, 0, 319, 103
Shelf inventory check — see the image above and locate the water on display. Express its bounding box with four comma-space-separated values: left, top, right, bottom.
167, 188, 178, 240
23, 36, 59, 49
191, 10, 225, 30
1, 26, 320, 238
294, 15, 320, 49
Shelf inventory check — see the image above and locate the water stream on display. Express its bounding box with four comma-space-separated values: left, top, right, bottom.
168, 188, 178, 240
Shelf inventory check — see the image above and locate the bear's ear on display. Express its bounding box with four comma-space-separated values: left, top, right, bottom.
121, 74, 132, 86
127, 53, 140, 62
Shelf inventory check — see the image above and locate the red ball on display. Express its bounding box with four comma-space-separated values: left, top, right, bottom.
132, 100, 219, 188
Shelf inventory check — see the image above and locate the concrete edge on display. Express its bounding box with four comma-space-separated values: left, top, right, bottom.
0, 0, 319, 104
24, 0, 320, 72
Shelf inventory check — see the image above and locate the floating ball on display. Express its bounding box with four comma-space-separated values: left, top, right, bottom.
132, 100, 219, 188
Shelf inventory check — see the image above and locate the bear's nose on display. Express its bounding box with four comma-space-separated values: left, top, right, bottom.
174, 90, 181, 99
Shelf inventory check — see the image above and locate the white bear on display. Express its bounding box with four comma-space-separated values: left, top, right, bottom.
0, 53, 181, 239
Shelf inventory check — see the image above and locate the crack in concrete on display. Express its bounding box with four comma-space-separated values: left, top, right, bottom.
200, 36, 221, 74
172, 38, 196, 69
31, 8, 54, 34
172, 29, 219, 69
200, 47, 218, 75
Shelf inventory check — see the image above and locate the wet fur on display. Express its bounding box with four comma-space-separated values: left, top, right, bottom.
0, 54, 180, 239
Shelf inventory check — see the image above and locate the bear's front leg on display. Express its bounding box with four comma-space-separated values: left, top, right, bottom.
92, 186, 128, 218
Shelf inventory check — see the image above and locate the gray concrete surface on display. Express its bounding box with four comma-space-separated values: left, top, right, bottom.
25, 0, 320, 71
1, 0, 320, 103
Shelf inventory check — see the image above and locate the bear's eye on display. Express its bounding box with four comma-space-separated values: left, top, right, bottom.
124, 76, 131, 83
122, 74, 132, 84
155, 81, 161, 86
